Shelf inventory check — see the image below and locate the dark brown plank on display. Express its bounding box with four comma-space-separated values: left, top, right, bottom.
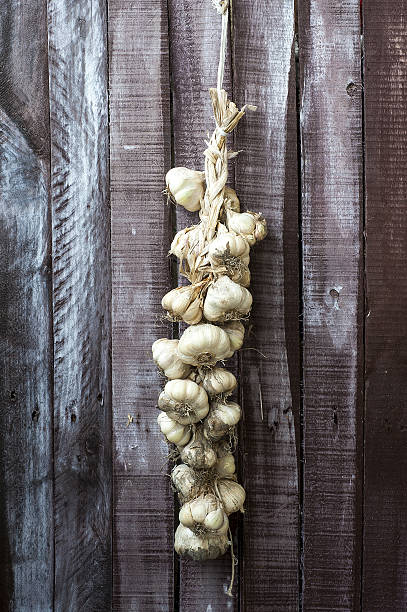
362, 2, 407, 610
233, 1, 300, 610
298, 0, 363, 609
0, 0, 54, 609
48, 1, 112, 609
167, 2, 238, 608
108, 1, 174, 609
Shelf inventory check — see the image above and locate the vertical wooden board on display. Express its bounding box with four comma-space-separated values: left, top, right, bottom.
233, 1, 300, 610
362, 3, 407, 610
298, 0, 363, 609
48, 0, 112, 609
109, 1, 174, 609
167, 2, 238, 609
0, 1, 54, 610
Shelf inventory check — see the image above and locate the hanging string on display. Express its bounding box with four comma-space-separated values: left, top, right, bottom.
212, 0, 229, 93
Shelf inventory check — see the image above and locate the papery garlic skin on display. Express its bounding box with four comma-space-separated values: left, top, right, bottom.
166, 167, 205, 212
215, 453, 236, 478
170, 225, 200, 260
180, 430, 217, 470
223, 186, 240, 213
179, 494, 229, 535
177, 323, 232, 366
161, 284, 203, 325
175, 524, 229, 561
222, 320, 245, 354
204, 400, 241, 442
158, 379, 209, 424
200, 367, 237, 397
157, 411, 191, 446
216, 479, 246, 514
203, 276, 252, 322
152, 338, 192, 380
226, 209, 267, 245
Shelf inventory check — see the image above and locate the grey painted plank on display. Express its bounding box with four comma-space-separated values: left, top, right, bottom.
233, 0, 300, 610
48, 0, 112, 609
0, 0, 54, 609
362, 2, 407, 610
108, 0, 174, 609
167, 1, 239, 608
298, 0, 364, 609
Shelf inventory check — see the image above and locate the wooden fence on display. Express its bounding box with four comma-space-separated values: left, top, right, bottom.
0, 0, 406, 610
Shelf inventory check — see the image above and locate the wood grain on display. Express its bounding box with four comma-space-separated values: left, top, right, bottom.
48, 0, 112, 609
0, 1, 53, 610
167, 2, 238, 609
298, 0, 364, 609
233, 1, 300, 610
108, 1, 174, 609
362, 2, 407, 610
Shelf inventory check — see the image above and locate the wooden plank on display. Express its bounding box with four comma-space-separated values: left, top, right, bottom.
298, 0, 363, 609
362, 2, 407, 610
0, 1, 54, 609
108, 1, 174, 609
47, 1, 112, 609
167, 2, 239, 609
233, 1, 300, 610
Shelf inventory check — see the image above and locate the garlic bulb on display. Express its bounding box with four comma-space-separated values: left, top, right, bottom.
199, 367, 237, 397
223, 186, 240, 213
208, 232, 250, 267
171, 464, 201, 503
170, 225, 200, 260
175, 524, 229, 561
204, 400, 241, 441
215, 453, 236, 478
179, 494, 229, 535
222, 320, 245, 353
166, 167, 205, 212
161, 283, 204, 325
152, 338, 192, 380
158, 379, 209, 424
226, 209, 267, 246
180, 429, 217, 470
216, 479, 246, 514
203, 276, 252, 322
177, 323, 232, 366
157, 411, 191, 446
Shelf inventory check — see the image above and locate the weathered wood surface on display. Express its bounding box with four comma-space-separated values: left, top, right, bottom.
109, 0, 174, 609
0, 1, 54, 610
362, 2, 407, 610
233, 1, 300, 610
48, 0, 112, 609
168, 1, 238, 609
298, 0, 363, 609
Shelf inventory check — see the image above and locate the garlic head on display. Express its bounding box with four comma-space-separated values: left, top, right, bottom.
177, 323, 232, 366
157, 411, 191, 446
152, 338, 192, 380
171, 464, 201, 503
217, 479, 246, 514
226, 209, 267, 245
161, 283, 203, 325
158, 379, 209, 424
222, 320, 245, 354
215, 453, 236, 478
203, 276, 252, 322
199, 367, 237, 397
223, 186, 240, 213
166, 167, 205, 212
174, 524, 229, 561
204, 400, 241, 441
180, 429, 217, 470
179, 494, 229, 535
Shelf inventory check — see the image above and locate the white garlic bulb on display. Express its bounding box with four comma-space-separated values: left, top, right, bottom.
215, 453, 236, 478
203, 276, 252, 322
177, 323, 232, 366
208, 232, 250, 267
179, 494, 229, 535
166, 167, 205, 212
175, 524, 229, 561
170, 225, 200, 260
158, 379, 209, 424
157, 411, 191, 446
204, 400, 241, 441
223, 186, 240, 213
161, 283, 203, 325
222, 320, 245, 353
199, 367, 237, 397
180, 429, 217, 470
226, 209, 267, 245
216, 479, 246, 514
171, 464, 201, 503
152, 338, 192, 380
